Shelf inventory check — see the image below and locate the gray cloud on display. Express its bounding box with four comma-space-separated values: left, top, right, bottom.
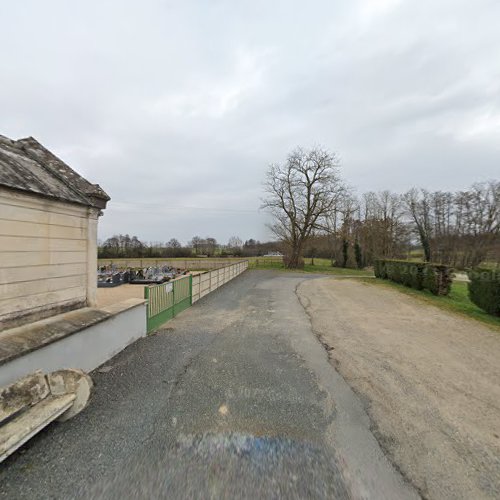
1, 0, 499, 244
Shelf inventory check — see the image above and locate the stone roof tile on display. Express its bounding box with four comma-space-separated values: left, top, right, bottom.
0, 135, 109, 209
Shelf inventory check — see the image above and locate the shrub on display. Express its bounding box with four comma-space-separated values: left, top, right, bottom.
403, 262, 425, 290
422, 264, 453, 296
385, 260, 401, 283
374, 260, 387, 279
375, 259, 453, 296
468, 268, 500, 316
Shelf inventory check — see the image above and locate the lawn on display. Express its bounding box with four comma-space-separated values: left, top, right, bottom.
363, 278, 500, 331
97, 256, 374, 276
250, 257, 374, 276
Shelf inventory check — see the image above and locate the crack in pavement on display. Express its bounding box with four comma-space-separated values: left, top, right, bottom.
293, 277, 421, 500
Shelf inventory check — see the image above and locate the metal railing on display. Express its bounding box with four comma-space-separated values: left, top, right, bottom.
144, 275, 192, 333
144, 260, 248, 333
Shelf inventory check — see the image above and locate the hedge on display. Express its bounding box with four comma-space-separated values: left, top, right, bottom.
374, 259, 453, 296
467, 268, 500, 316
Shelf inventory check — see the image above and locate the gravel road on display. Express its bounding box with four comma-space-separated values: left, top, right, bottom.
298, 278, 500, 500
0, 271, 417, 500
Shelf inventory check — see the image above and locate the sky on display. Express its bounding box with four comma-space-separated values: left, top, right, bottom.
1, 0, 499, 245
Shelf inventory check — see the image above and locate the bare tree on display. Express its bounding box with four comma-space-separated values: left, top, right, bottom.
190, 236, 203, 254
403, 181, 499, 266
227, 236, 243, 249
322, 192, 357, 267
205, 237, 218, 256
457, 181, 500, 266
403, 188, 433, 262
355, 191, 407, 264
100, 234, 145, 258
166, 238, 181, 248
262, 147, 345, 268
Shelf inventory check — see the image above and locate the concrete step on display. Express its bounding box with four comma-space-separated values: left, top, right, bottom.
0, 368, 93, 463
0, 393, 75, 462
0, 371, 50, 423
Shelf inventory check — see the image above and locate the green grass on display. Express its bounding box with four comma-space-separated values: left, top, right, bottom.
364, 278, 500, 331
249, 257, 374, 276
299, 264, 373, 276
99, 256, 276, 264
98, 256, 254, 268
98, 256, 373, 276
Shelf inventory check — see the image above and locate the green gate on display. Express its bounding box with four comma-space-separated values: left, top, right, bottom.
144, 275, 192, 333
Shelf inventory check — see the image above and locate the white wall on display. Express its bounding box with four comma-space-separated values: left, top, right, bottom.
191, 261, 248, 303
0, 301, 146, 387
0, 187, 98, 328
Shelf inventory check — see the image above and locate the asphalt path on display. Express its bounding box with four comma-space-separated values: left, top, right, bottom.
0, 270, 419, 499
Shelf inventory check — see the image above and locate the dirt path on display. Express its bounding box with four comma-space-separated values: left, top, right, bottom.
96, 283, 145, 307
297, 278, 500, 500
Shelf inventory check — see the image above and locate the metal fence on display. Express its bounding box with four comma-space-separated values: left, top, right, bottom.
144, 275, 192, 333
144, 260, 248, 333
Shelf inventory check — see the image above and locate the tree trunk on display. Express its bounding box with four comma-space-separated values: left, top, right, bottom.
354, 241, 363, 269
416, 227, 432, 262
286, 243, 304, 269
422, 237, 432, 262
342, 239, 349, 268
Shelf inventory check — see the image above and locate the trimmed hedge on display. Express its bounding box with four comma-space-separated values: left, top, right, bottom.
467, 268, 500, 316
374, 259, 453, 296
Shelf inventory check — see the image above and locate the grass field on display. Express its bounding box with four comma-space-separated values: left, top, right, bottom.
97, 256, 498, 327
248, 257, 374, 276
363, 278, 500, 331
98, 256, 374, 276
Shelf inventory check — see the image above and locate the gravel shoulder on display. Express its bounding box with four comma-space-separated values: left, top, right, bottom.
297, 277, 500, 500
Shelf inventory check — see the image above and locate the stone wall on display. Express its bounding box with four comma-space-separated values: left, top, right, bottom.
0, 187, 99, 329
0, 299, 146, 387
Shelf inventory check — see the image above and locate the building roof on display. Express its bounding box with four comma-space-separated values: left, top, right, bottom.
0, 135, 110, 209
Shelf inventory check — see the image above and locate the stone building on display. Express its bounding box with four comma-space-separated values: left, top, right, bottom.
0, 135, 110, 330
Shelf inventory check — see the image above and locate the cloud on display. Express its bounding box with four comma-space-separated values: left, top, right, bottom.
0, 0, 499, 244
144, 47, 269, 118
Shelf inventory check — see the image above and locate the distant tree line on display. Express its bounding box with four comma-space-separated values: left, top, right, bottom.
98, 234, 191, 258
189, 236, 280, 257
403, 183, 499, 267
263, 146, 499, 269
98, 147, 499, 270
98, 234, 281, 259
298, 183, 500, 269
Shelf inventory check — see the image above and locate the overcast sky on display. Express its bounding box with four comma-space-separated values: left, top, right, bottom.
1, 0, 499, 244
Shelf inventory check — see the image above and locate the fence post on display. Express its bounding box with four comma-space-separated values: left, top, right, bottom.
144, 286, 150, 333
189, 274, 193, 305
172, 280, 176, 317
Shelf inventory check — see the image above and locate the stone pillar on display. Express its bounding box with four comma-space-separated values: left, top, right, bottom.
86, 208, 99, 307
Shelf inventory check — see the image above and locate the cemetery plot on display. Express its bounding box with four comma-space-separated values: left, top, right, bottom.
97, 265, 189, 288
